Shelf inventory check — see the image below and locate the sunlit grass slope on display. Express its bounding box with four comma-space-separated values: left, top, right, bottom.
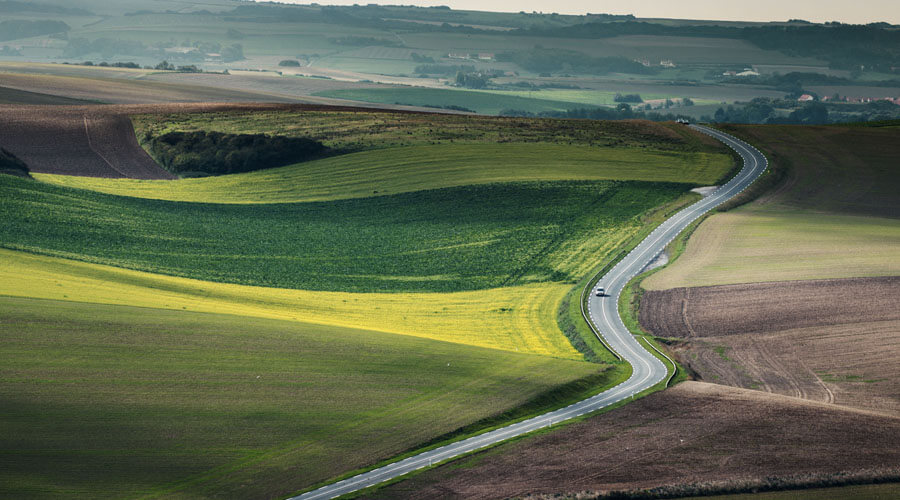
36, 143, 731, 204
2, 175, 686, 293
644, 124, 900, 289
0, 248, 579, 358
0, 295, 600, 498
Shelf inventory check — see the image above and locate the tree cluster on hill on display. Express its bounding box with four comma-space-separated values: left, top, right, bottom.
501, 103, 691, 122
707, 98, 900, 124
518, 21, 900, 75
614, 93, 643, 103
278, 59, 301, 67
502, 97, 900, 125
144, 131, 327, 177
496, 48, 654, 75
415, 64, 475, 75
0, 148, 30, 178
453, 70, 505, 89
724, 71, 900, 91
77, 61, 142, 69
0, 20, 69, 42
410, 52, 435, 63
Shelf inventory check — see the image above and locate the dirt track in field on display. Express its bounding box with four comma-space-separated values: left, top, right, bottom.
640, 277, 900, 414
0, 103, 448, 179
365, 382, 900, 499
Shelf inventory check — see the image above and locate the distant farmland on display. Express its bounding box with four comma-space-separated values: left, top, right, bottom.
314, 87, 591, 115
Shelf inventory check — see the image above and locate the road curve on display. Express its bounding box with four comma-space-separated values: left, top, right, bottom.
288, 125, 768, 500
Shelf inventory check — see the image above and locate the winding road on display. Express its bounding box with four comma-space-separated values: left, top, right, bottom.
289, 125, 768, 500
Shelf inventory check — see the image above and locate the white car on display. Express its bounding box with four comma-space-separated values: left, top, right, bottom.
595, 287, 605, 296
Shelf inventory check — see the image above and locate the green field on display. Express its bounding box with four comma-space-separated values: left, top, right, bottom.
0, 105, 735, 498
128, 109, 725, 154
313, 87, 591, 115
0, 248, 584, 358
0, 295, 603, 498
38, 143, 731, 203
1, 175, 687, 293
644, 124, 900, 289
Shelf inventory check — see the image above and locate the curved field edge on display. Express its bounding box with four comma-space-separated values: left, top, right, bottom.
0, 295, 603, 499
343, 342, 677, 500
558, 191, 701, 364
33, 143, 732, 204
0, 248, 581, 359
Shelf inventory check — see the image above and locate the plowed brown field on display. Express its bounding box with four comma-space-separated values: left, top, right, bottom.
640, 277, 900, 338
641, 277, 900, 414
365, 382, 900, 499
0, 103, 432, 179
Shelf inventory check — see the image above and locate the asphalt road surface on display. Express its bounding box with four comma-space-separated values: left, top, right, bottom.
289, 124, 768, 500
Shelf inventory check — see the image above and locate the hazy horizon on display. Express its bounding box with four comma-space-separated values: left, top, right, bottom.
264, 0, 900, 25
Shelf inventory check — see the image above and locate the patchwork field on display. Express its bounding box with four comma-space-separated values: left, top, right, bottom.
314, 87, 591, 115
0, 102, 737, 498
365, 382, 900, 499
640, 277, 900, 414
0, 295, 604, 498
0, 70, 296, 104
644, 124, 900, 290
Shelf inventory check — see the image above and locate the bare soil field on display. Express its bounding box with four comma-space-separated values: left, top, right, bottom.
145, 71, 385, 98
1, 105, 174, 178
640, 276, 900, 338
0, 71, 296, 105
0, 70, 463, 113
0, 85, 92, 105
0, 102, 456, 179
366, 382, 900, 499
641, 277, 900, 414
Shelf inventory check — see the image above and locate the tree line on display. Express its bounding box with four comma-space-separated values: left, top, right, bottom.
144, 131, 327, 177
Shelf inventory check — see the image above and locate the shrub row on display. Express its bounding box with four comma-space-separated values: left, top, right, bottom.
144, 131, 326, 176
